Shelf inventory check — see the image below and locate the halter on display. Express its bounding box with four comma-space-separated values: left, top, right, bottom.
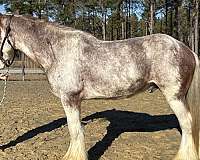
0, 15, 16, 67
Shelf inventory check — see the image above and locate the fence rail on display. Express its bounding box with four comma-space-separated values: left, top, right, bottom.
0, 68, 44, 74
0, 68, 45, 81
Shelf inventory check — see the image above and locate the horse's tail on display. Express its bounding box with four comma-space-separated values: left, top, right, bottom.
186, 53, 200, 157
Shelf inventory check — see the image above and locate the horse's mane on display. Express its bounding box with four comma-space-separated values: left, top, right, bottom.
13, 14, 76, 31
9, 14, 98, 42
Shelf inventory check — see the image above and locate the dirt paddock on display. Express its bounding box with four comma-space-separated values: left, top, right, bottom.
0, 80, 180, 160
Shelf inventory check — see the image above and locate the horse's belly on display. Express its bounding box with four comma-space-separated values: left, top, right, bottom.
83, 78, 146, 99
82, 59, 148, 99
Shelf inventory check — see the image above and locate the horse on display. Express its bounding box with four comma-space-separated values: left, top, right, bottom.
0, 14, 199, 160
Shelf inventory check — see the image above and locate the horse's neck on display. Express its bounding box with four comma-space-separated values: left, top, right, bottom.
12, 19, 57, 70
15, 40, 53, 70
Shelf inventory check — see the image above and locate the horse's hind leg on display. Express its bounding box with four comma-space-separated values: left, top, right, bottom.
164, 94, 198, 160
61, 93, 87, 160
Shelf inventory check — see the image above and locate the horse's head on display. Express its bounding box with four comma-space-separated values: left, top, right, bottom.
0, 14, 16, 79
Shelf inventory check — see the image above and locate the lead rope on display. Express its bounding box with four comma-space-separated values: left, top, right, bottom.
0, 68, 9, 106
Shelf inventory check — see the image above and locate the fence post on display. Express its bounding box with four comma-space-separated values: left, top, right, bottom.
22, 53, 25, 81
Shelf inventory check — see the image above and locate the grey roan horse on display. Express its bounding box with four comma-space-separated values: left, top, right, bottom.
0, 14, 199, 160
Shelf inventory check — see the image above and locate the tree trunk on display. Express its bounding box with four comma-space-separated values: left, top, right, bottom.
111, 9, 114, 40
92, 10, 95, 36
149, 0, 155, 34
71, 0, 76, 28
165, 0, 168, 34
191, 4, 195, 52
174, 1, 179, 39
170, 5, 173, 36
117, 1, 122, 39
124, 0, 130, 38
194, 0, 199, 55
128, 0, 131, 37
82, 7, 84, 31
101, 3, 106, 40
191, 9, 195, 51
145, 21, 149, 35
120, 2, 126, 39
122, 20, 125, 39
117, 28, 120, 40
160, 17, 163, 33
188, 3, 192, 47
125, 0, 129, 38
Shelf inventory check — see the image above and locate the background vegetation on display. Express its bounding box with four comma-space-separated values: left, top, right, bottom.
0, 0, 199, 54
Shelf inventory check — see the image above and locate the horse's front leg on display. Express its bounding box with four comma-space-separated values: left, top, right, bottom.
61, 93, 87, 160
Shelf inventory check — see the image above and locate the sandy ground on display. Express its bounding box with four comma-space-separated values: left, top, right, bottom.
0, 80, 180, 160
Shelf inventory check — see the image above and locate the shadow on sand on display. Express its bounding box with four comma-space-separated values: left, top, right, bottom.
0, 109, 180, 160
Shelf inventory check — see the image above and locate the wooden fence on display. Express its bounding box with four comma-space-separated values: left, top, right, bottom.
11, 52, 40, 69
7, 52, 45, 80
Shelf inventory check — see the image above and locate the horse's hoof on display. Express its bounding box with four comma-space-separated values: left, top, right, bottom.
173, 152, 199, 160
62, 152, 88, 160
